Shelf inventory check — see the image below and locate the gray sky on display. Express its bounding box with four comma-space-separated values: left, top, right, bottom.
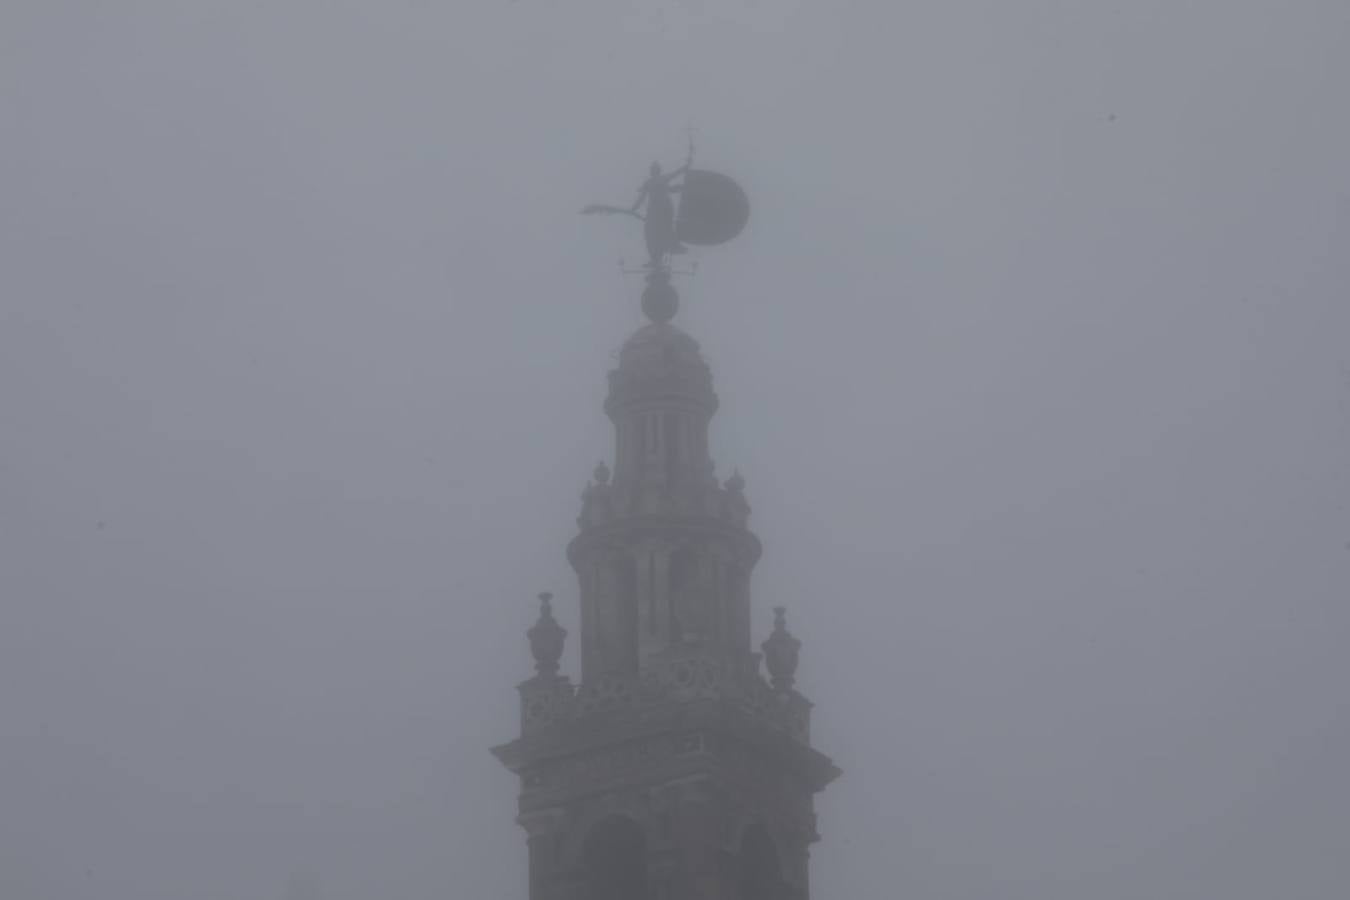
3, 2, 1348, 898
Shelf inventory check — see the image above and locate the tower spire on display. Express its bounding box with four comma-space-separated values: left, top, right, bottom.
494, 154, 835, 900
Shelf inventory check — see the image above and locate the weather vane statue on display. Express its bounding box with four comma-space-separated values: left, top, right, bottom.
582, 135, 749, 322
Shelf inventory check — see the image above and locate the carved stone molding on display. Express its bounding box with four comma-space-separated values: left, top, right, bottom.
517, 652, 811, 743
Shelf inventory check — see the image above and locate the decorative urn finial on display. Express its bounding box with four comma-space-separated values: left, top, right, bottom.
527, 592, 566, 677
593, 460, 611, 486
723, 469, 751, 526
761, 606, 801, 692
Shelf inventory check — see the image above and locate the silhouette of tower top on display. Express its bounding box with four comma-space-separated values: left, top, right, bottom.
494, 162, 836, 900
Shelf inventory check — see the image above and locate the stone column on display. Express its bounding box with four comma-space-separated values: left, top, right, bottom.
520, 811, 564, 900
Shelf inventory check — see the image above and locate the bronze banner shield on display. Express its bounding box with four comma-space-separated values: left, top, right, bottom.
675, 170, 750, 247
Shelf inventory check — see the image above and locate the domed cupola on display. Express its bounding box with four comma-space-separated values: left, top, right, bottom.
602, 320, 720, 518
569, 298, 762, 680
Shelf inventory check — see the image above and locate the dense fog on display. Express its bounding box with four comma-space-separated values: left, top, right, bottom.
3, 2, 1348, 898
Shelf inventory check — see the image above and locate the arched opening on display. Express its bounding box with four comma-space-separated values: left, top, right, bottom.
593, 556, 639, 675
663, 411, 682, 483
668, 546, 695, 643
582, 816, 648, 900
739, 824, 783, 900
615, 556, 638, 672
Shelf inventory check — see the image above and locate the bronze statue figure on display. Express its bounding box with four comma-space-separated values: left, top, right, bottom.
582, 161, 690, 266
583, 144, 750, 271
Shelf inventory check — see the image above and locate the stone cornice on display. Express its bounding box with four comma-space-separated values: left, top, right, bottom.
567, 514, 761, 569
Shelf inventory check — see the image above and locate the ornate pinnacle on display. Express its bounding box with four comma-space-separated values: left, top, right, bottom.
527, 592, 566, 677
761, 606, 801, 693
723, 469, 751, 526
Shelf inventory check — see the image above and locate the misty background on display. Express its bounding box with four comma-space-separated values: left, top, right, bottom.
3, 2, 1348, 898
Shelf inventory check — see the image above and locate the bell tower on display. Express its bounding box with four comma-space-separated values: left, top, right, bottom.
493, 157, 837, 900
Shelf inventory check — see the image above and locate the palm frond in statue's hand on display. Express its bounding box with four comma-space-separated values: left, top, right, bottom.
581, 204, 644, 220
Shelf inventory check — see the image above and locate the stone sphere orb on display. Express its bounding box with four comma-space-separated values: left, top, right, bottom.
641, 276, 679, 323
